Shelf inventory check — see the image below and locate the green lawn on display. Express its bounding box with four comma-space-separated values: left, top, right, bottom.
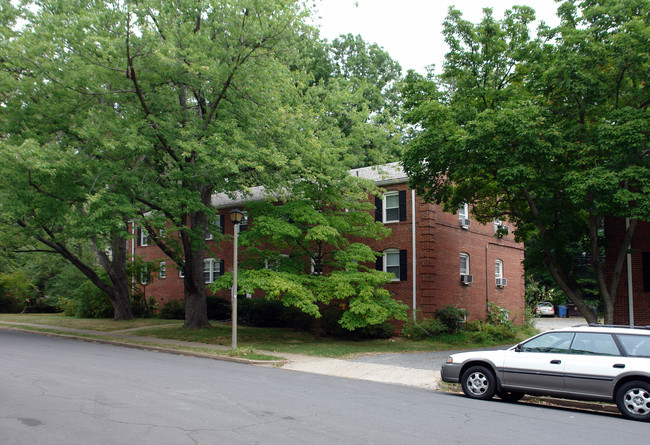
0, 313, 538, 358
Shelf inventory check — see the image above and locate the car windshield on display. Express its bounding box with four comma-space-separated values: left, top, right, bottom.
520, 332, 574, 353
617, 334, 650, 358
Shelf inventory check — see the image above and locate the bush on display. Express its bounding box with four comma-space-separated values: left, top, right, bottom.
402, 318, 446, 340
22, 296, 63, 313
158, 299, 185, 320
0, 283, 23, 313
70, 282, 114, 318
467, 321, 518, 343
435, 305, 467, 334
207, 295, 231, 320
237, 298, 286, 327
0, 271, 34, 313
486, 302, 513, 330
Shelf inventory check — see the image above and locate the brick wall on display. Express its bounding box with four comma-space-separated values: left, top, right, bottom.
605, 217, 650, 325
131, 181, 526, 324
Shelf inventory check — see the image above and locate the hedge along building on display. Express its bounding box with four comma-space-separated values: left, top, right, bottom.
130, 163, 526, 324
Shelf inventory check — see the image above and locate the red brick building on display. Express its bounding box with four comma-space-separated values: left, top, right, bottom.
605, 217, 650, 325
131, 163, 526, 323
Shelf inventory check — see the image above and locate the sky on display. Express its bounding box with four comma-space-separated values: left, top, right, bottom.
314, 0, 562, 74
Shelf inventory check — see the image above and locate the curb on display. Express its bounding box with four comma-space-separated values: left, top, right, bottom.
0, 325, 286, 366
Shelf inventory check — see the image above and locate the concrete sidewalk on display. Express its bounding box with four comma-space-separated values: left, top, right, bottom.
0, 321, 442, 390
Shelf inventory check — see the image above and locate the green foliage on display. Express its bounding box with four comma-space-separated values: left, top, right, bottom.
525, 279, 567, 307
68, 282, 114, 319
0, 271, 35, 312
211, 165, 408, 331
486, 302, 513, 330
435, 305, 467, 334
401, 2, 650, 323
465, 321, 518, 344
207, 296, 231, 321
158, 300, 185, 320
402, 317, 446, 340
0, 280, 22, 313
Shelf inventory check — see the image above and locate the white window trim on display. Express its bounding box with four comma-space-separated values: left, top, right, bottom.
139, 228, 149, 246
159, 261, 166, 279
383, 192, 400, 224
384, 249, 401, 282
458, 203, 469, 220
204, 258, 221, 284
460, 253, 470, 276
495, 259, 503, 279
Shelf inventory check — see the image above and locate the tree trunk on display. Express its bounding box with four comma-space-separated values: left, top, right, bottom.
183, 250, 210, 329
93, 229, 134, 321
181, 207, 210, 329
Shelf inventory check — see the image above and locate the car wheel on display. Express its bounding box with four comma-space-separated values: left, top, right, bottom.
497, 391, 524, 403
461, 366, 496, 400
616, 381, 650, 422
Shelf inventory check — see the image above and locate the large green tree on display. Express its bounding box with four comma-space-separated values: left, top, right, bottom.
1, 0, 322, 328
401, 1, 650, 324
211, 161, 408, 332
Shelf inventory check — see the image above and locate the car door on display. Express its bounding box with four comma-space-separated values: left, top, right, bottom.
563, 332, 625, 398
501, 332, 574, 392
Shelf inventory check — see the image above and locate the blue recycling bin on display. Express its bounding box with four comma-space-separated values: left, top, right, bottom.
558, 305, 568, 318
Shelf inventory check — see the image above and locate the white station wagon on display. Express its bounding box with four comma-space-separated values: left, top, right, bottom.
441, 325, 650, 421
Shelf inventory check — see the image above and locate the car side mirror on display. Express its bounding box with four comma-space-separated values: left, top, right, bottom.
515, 343, 523, 352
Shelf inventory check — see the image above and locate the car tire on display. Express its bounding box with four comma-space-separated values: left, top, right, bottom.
460, 366, 496, 400
497, 391, 524, 403
616, 381, 650, 422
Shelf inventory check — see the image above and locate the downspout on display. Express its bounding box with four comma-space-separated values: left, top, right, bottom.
131, 221, 136, 290
485, 243, 489, 311
626, 217, 634, 326
412, 190, 417, 321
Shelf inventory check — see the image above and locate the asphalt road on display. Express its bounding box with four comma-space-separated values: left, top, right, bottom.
1, 327, 645, 445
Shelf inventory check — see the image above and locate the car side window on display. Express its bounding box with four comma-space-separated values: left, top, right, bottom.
617, 334, 650, 357
569, 333, 621, 356
521, 332, 574, 353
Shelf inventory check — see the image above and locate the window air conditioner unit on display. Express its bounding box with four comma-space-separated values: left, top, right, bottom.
460, 219, 471, 229
496, 278, 507, 287
460, 274, 473, 285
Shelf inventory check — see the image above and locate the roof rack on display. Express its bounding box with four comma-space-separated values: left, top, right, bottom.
588, 323, 650, 330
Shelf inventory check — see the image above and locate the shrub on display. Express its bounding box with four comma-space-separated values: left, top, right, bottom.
237, 298, 286, 327
22, 296, 63, 313
71, 282, 114, 318
158, 299, 185, 320
402, 317, 446, 340
435, 305, 467, 334
486, 302, 513, 330
0, 271, 34, 313
207, 295, 231, 320
467, 321, 518, 343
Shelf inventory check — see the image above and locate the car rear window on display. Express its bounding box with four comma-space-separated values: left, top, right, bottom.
617, 334, 650, 358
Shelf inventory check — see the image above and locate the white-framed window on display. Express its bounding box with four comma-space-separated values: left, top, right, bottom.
384, 249, 401, 281
205, 228, 213, 241
383, 192, 400, 223
266, 254, 289, 271
204, 258, 222, 283
140, 265, 150, 284
495, 259, 503, 279
238, 214, 249, 232
159, 262, 166, 279
179, 269, 184, 279
460, 253, 470, 275
458, 204, 469, 220
137, 228, 149, 246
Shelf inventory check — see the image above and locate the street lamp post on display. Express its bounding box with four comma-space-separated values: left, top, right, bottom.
229, 208, 244, 349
